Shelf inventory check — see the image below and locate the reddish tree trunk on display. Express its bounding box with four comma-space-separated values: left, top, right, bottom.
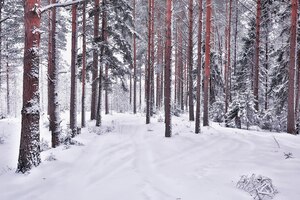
195, 0, 203, 133
91, 0, 100, 120
81, 0, 87, 127
165, 0, 172, 137
203, 0, 212, 126
70, 2, 78, 137
254, 0, 261, 111
287, 0, 298, 134
188, 0, 194, 121
17, 0, 41, 173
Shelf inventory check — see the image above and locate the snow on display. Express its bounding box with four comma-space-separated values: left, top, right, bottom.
0, 113, 300, 200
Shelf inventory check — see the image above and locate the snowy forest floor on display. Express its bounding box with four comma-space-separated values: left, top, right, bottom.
0, 112, 300, 200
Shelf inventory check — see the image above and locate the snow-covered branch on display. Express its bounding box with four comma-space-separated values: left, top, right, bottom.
40, 0, 86, 14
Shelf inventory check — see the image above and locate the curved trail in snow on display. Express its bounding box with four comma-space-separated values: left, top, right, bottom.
1, 114, 300, 200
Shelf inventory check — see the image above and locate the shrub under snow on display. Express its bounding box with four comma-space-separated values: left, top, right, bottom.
237, 174, 278, 200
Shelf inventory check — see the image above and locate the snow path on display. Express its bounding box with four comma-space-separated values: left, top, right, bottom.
1, 113, 300, 200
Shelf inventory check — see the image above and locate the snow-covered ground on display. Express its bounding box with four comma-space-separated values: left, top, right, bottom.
0, 113, 300, 200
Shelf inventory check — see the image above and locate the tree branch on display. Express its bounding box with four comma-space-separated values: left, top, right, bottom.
40, 0, 86, 14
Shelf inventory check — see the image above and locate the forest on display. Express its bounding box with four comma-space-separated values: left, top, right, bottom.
0, 0, 300, 199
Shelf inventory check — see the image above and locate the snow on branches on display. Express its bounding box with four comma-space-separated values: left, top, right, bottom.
237, 174, 278, 200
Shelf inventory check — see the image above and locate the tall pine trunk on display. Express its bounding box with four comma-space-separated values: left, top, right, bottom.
287, 0, 298, 134
188, 0, 194, 121
165, 0, 172, 137
133, 0, 137, 114
203, 0, 212, 126
254, 0, 261, 111
195, 0, 203, 134
49, 0, 60, 147
225, 0, 232, 113
81, 0, 87, 127
96, 0, 107, 126
6, 40, 10, 116
17, 0, 41, 173
146, 0, 153, 124
70, 2, 78, 137
91, 0, 100, 120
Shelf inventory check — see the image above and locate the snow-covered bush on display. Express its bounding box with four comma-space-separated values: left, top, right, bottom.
237, 174, 277, 200
210, 99, 225, 122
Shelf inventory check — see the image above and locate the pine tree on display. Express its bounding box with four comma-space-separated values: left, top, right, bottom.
17, 0, 42, 173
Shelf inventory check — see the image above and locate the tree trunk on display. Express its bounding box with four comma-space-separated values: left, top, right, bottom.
287, 0, 298, 134
81, 0, 87, 127
6, 41, 10, 116
165, 0, 172, 137
150, 0, 155, 116
17, 0, 41, 173
195, 0, 203, 134
178, 14, 184, 111
105, 64, 109, 114
203, 0, 212, 126
146, 0, 152, 124
0, 2, 2, 115
70, 2, 78, 137
254, 0, 261, 111
47, 0, 52, 116
96, 0, 108, 126
188, 0, 194, 121
133, 0, 137, 114
49, 0, 60, 147
91, 0, 100, 120
225, 0, 232, 114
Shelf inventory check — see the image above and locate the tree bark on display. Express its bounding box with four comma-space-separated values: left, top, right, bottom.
6, 41, 10, 116
81, 0, 87, 127
91, 0, 100, 120
146, 0, 153, 124
188, 0, 194, 121
133, 0, 137, 114
287, 0, 298, 134
96, 0, 107, 126
49, 0, 60, 147
254, 0, 261, 111
47, 0, 52, 116
195, 0, 203, 134
203, 0, 212, 126
70, 1, 78, 137
17, 0, 41, 173
165, 0, 172, 137
225, 0, 232, 114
